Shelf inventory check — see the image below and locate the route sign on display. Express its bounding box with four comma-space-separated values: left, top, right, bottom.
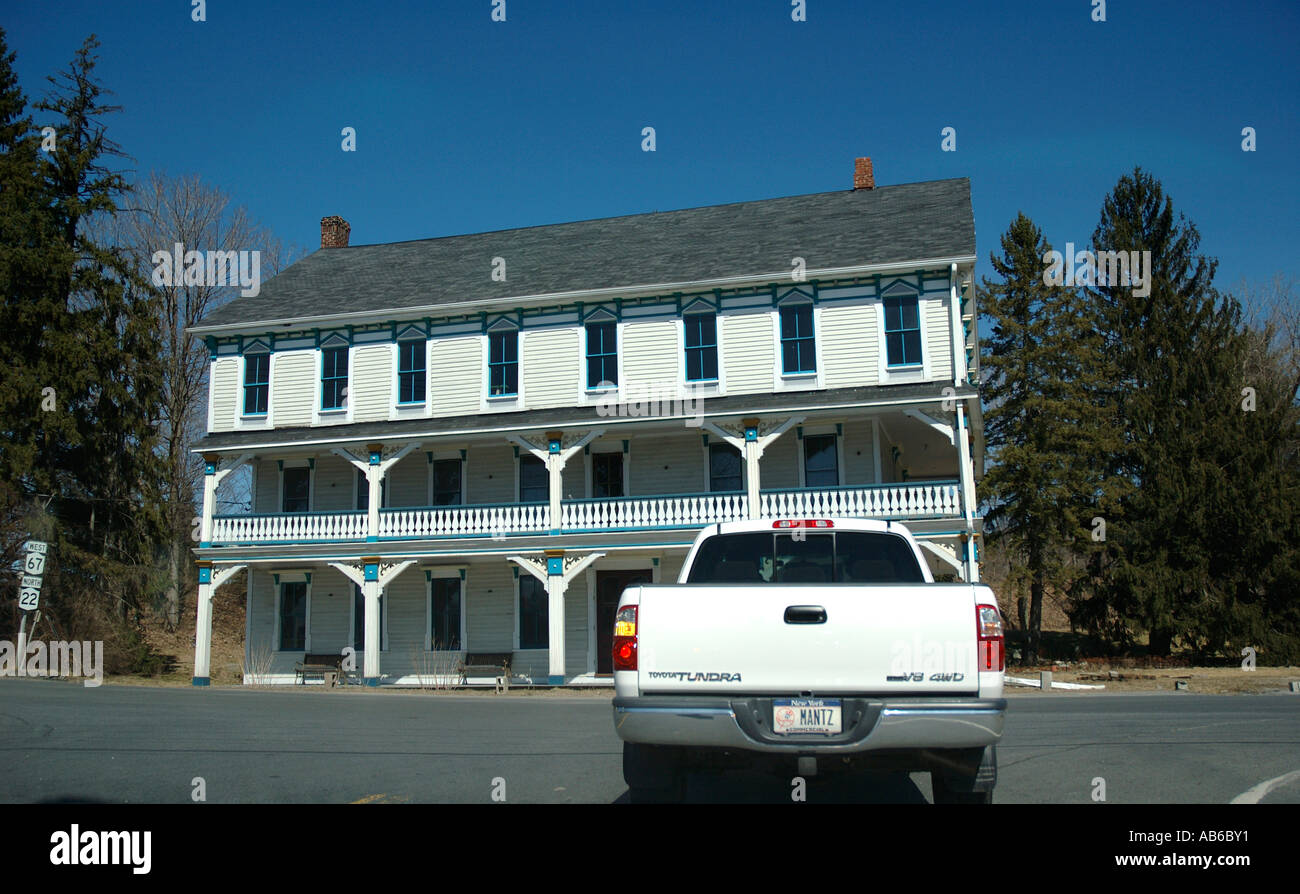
18, 540, 47, 611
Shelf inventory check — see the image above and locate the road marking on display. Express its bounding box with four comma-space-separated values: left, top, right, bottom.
351, 793, 410, 804
1230, 769, 1300, 804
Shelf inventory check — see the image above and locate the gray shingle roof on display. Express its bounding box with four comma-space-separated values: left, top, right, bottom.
198, 177, 974, 330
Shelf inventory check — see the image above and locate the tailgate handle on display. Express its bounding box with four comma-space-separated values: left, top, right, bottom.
784, 605, 827, 624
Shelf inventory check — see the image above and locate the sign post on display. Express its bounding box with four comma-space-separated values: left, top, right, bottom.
16, 541, 47, 676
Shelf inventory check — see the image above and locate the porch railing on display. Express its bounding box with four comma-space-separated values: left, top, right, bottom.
210, 480, 961, 544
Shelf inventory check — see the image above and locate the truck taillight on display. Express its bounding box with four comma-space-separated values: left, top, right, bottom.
977, 604, 1004, 672
773, 519, 834, 529
613, 605, 638, 672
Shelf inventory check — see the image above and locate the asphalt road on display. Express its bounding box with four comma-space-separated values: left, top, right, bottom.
0, 680, 1296, 804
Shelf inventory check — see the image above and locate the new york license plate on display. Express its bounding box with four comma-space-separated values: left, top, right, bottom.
773, 698, 841, 735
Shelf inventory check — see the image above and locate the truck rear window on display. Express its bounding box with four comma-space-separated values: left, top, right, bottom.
685, 531, 925, 584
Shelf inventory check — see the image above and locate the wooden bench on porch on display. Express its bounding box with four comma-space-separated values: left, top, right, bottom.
458, 652, 513, 692
295, 653, 345, 687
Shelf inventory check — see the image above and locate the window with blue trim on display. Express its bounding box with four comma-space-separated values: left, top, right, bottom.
398, 339, 427, 404
519, 454, 547, 503
431, 577, 462, 650
779, 303, 816, 374
884, 292, 923, 367
684, 312, 718, 381
586, 322, 618, 388
709, 442, 742, 492
489, 330, 518, 396
243, 352, 269, 415
321, 346, 348, 410
279, 582, 306, 651
519, 575, 547, 650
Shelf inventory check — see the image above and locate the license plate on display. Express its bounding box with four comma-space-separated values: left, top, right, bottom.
773, 698, 841, 735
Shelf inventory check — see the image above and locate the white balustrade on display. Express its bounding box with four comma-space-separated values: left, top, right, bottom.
208, 482, 959, 544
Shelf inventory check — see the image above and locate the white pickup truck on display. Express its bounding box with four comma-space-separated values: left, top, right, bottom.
611, 517, 1006, 803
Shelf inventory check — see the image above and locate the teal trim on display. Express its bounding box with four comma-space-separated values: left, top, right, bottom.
546, 556, 564, 575
364, 677, 380, 687
192, 676, 210, 686
547, 675, 564, 685
199, 541, 211, 548
200, 540, 700, 563
198, 566, 212, 584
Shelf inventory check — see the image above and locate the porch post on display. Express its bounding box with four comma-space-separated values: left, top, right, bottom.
955, 402, 980, 582
366, 447, 383, 542
200, 458, 218, 547
545, 551, 565, 684
193, 562, 245, 686
743, 420, 761, 519
194, 561, 213, 686
362, 557, 382, 684
546, 434, 563, 536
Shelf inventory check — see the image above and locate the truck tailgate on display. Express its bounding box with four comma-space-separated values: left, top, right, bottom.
635, 583, 980, 696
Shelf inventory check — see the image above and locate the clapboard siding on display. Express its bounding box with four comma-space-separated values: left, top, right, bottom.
760, 433, 800, 489
465, 562, 514, 652
842, 419, 876, 485
562, 455, 584, 499
564, 585, 587, 677
352, 345, 392, 422
309, 568, 351, 654
384, 572, 427, 655
622, 318, 678, 390
661, 552, 687, 584
822, 304, 879, 388
271, 351, 314, 427
524, 327, 578, 407
429, 336, 481, 416
925, 297, 952, 381
248, 570, 275, 655
313, 453, 356, 512
254, 460, 278, 513
386, 452, 427, 507
211, 358, 238, 431
630, 433, 702, 495
721, 312, 771, 392
467, 444, 516, 504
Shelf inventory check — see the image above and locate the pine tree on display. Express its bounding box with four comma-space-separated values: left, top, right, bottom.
979, 213, 1115, 661
1087, 168, 1250, 657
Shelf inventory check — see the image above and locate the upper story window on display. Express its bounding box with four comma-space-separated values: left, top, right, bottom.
591, 451, 624, 499
398, 339, 427, 404
489, 329, 519, 397
519, 454, 547, 503
684, 312, 718, 382
586, 321, 618, 389
321, 346, 348, 410
283, 467, 310, 513
883, 286, 923, 367
708, 442, 742, 492
432, 458, 462, 505
803, 434, 839, 488
779, 302, 816, 374
243, 350, 270, 415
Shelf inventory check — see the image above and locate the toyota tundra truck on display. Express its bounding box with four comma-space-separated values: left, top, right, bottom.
611, 518, 1006, 803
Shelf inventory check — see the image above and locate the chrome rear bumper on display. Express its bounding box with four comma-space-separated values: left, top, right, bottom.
613, 696, 1005, 753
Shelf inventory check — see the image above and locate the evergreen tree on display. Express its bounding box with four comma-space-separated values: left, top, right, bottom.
1086, 168, 1256, 657
979, 214, 1117, 661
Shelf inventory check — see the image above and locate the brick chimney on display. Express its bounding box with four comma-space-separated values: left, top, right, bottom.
320, 215, 351, 248
853, 157, 875, 190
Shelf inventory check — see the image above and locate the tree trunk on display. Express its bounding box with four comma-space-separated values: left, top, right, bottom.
166, 533, 180, 630
1028, 573, 1044, 663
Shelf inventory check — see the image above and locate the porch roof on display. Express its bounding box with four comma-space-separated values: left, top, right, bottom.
191, 381, 977, 454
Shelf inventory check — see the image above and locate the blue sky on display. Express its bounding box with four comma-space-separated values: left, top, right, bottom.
6, 0, 1297, 297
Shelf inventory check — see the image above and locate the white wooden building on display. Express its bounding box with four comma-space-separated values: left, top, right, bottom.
188, 158, 985, 686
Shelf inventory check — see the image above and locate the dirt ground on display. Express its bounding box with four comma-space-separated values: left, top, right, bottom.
1007, 663, 1300, 694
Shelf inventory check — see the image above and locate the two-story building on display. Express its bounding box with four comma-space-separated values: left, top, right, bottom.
188, 158, 984, 687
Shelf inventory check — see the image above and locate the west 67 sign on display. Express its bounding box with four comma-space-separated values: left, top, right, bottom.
19, 540, 47, 611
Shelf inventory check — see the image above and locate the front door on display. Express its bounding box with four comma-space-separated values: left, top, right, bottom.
596, 569, 652, 674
